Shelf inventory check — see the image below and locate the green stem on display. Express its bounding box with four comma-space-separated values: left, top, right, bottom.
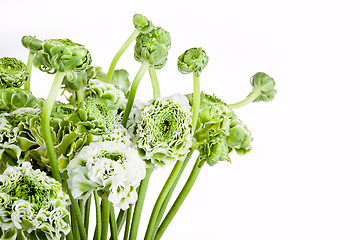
121, 62, 150, 127
129, 168, 153, 240
41, 71, 65, 183
70, 204, 80, 240
107, 29, 140, 83
192, 73, 200, 133
64, 213, 73, 240
116, 210, 126, 235
24, 51, 34, 91
93, 191, 102, 240
76, 89, 85, 106
84, 198, 91, 236
110, 205, 118, 240
101, 197, 111, 240
123, 205, 133, 240
79, 199, 84, 220
154, 157, 203, 240
152, 149, 194, 239
144, 160, 186, 240
69, 193, 87, 240
148, 68, 160, 98
227, 88, 262, 109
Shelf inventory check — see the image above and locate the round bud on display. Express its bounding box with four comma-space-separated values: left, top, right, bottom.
177, 47, 209, 77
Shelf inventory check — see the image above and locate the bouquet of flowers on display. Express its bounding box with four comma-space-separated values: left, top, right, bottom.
0, 13, 276, 240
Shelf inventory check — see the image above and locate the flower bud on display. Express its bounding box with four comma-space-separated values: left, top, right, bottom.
21, 36, 43, 53
250, 72, 277, 102
177, 47, 209, 77
134, 36, 168, 69
133, 13, 154, 34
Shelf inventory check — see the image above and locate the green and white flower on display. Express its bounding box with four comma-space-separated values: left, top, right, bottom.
85, 79, 127, 110
92, 122, 132, 146
0, 162, 69, 240
66, 141, 146, 210
132, 94, 192, 167
77, 97, 115, 135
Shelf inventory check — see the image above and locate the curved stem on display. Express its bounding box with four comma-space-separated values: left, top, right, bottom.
152, 149, 194, 239
41, 71, 65, 183
24, 51, 34, 91
101, 197, 111, 240
148, 68, 160, 98
154, 157, 202, 240
129, 168, 153, 240
227, 88, 262, 109
144, 160, 185, 240
121, 62, 150, 127
192, 73, 200, 133
106, 29, 140, 83
93, 191, 102, 240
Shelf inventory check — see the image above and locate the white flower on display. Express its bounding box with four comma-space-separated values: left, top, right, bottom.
67, 141, 146, 210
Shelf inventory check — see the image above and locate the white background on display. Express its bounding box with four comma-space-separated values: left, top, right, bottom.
1, 0, 360, 239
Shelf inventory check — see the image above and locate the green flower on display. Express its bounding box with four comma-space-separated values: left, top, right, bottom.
0, 162, 69, 240
0, 108, 40, 170
0, 87, 37, 113
13, 110, 90, 172
133, 94, 192, 167
198, 131, 230, 166
77, 98, 115, 134
250, 72, 277, 102
33, 38, 92, 73
141, 26, 171, 50
133, 13, 154, 34
134, 27, 171, 69
51, 101, 78, 119
177, 47, 209, 77
187, 92, 252, 166
66, 141, 146, 210
0, 57, 29, 89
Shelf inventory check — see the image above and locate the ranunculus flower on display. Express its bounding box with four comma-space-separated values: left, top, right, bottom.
0, 162, 69, 240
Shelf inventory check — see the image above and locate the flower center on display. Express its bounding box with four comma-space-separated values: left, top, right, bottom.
163, 120, 170, 133
95, 150, 125, 163
7, 176, 52, 210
